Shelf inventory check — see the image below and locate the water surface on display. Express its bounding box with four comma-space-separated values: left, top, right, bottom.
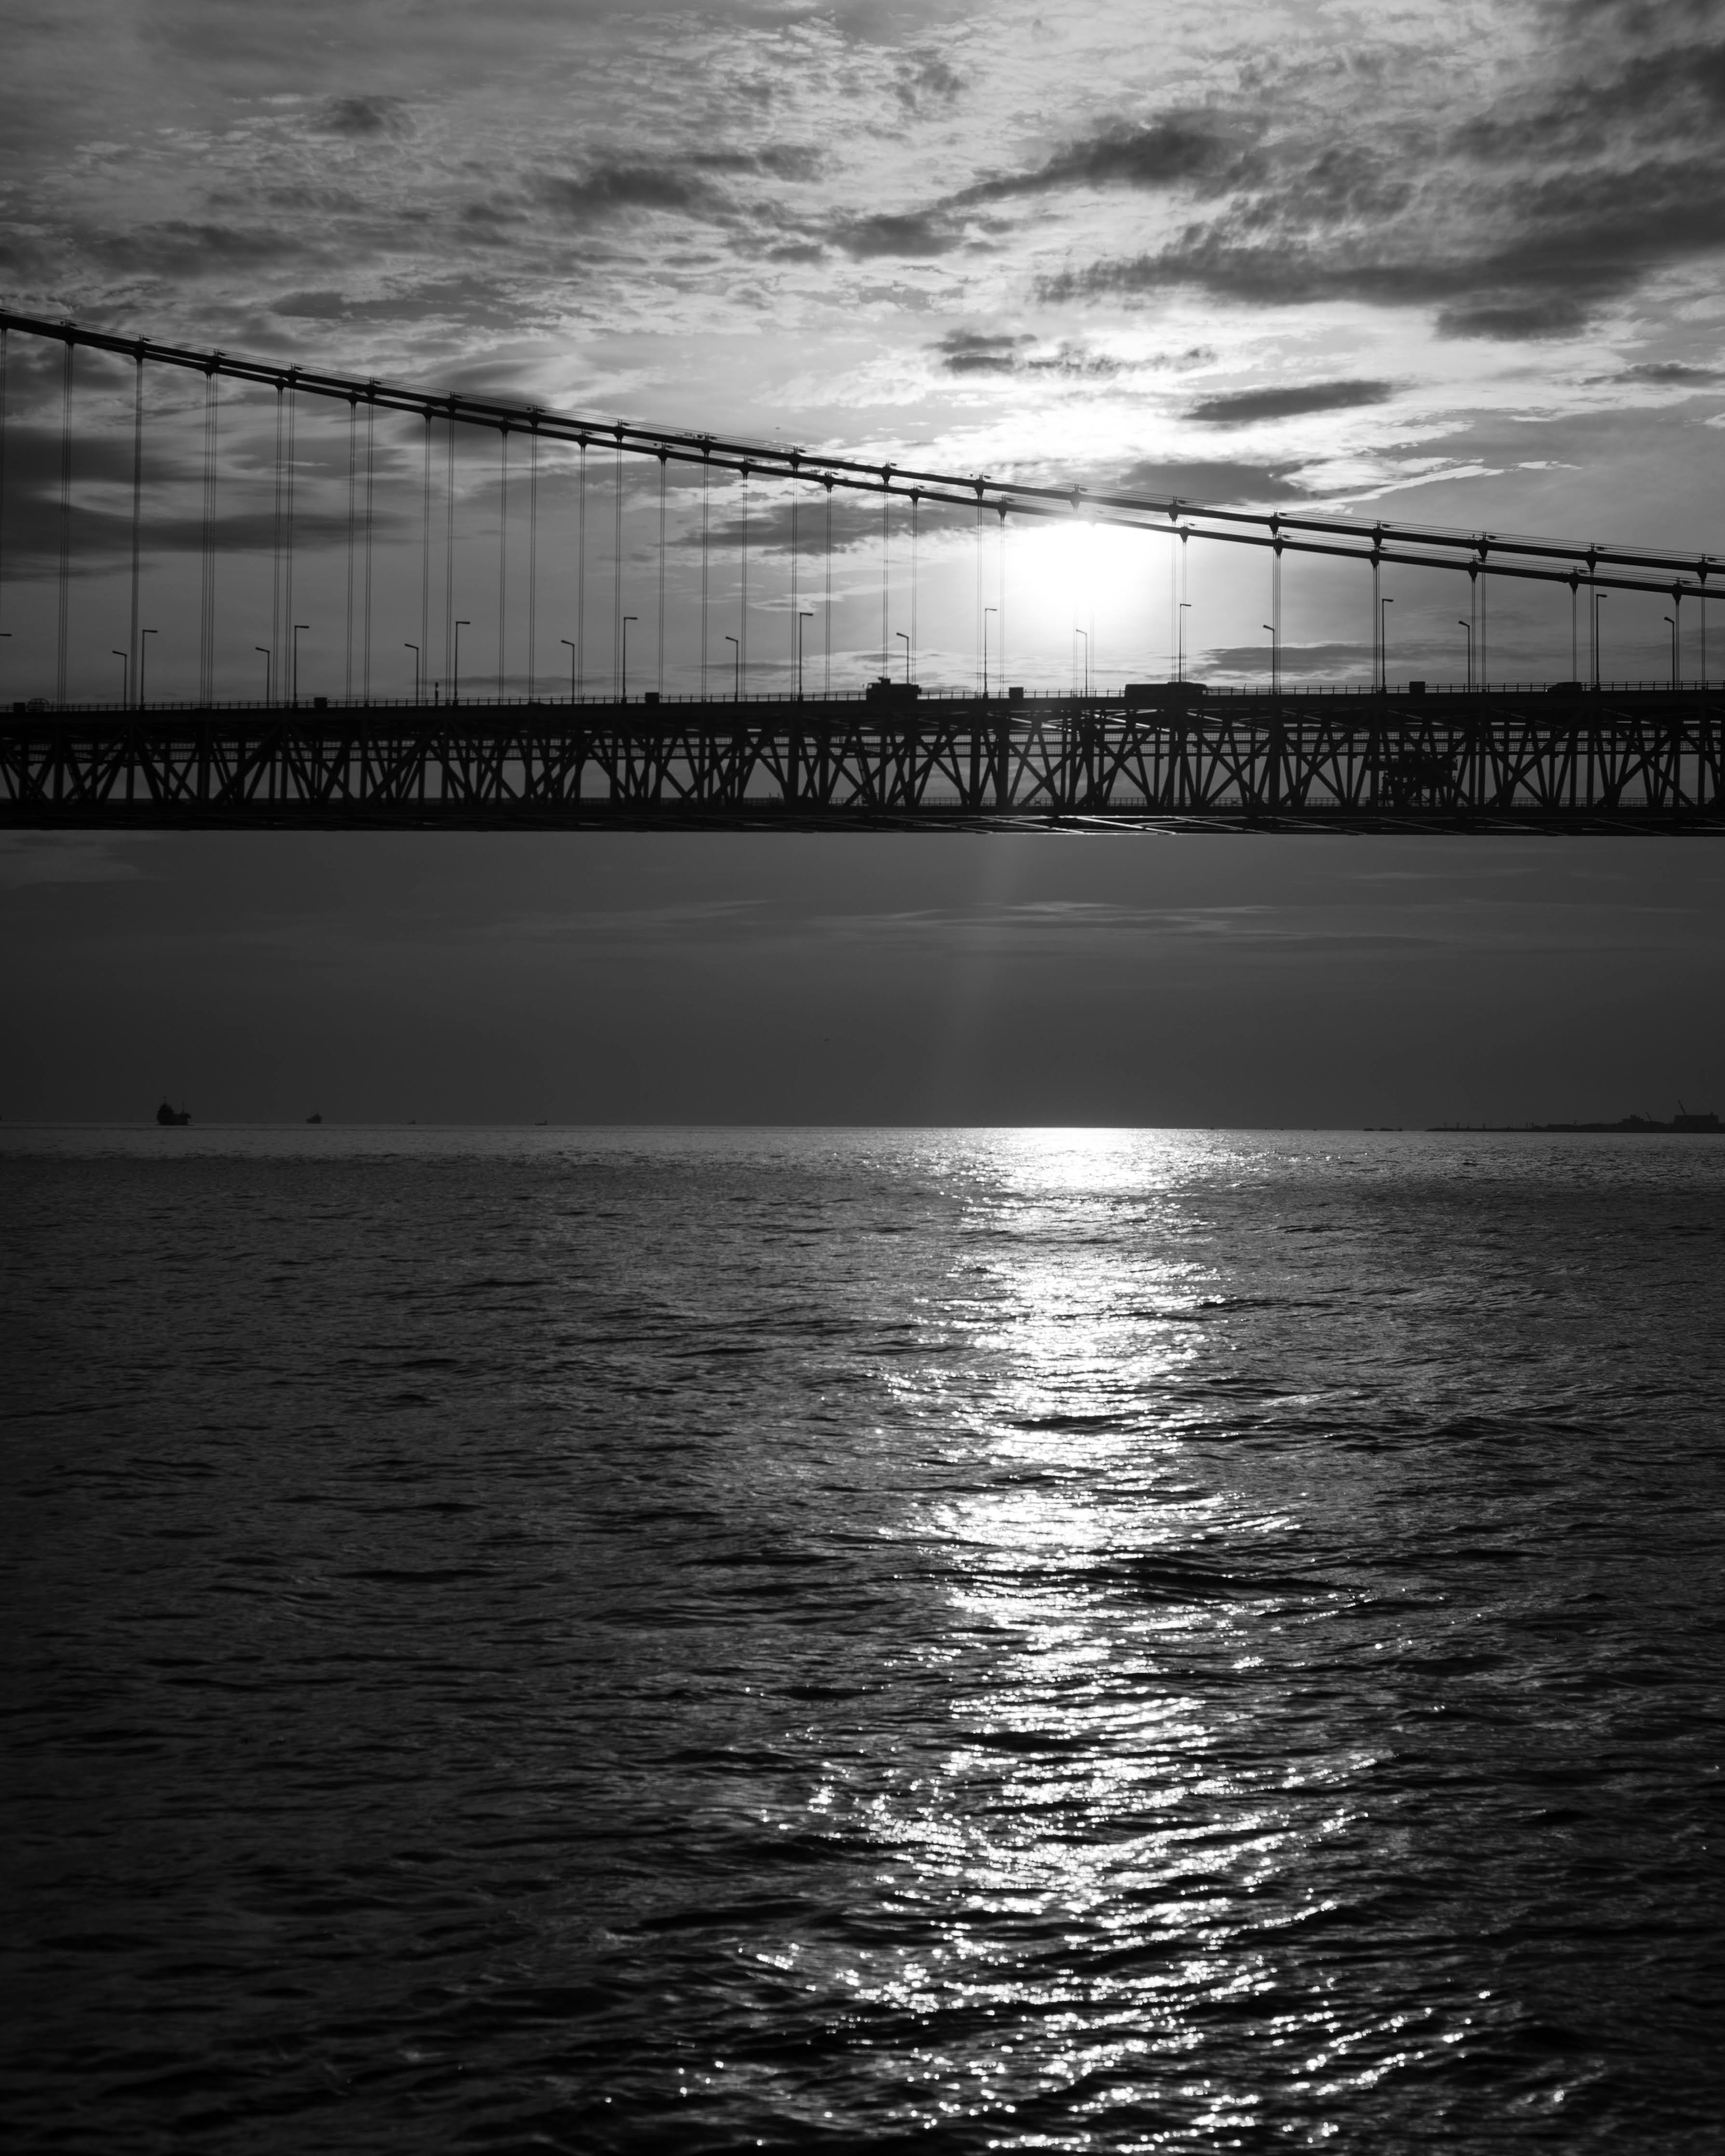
4, 1128, 1721, 2151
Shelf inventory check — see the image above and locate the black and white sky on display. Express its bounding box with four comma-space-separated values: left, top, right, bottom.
4, 0, 1725, 1124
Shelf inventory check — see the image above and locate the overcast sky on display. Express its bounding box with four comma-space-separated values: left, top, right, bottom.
4, 0, 1725, 1124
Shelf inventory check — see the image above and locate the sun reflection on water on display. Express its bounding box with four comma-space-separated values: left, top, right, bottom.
758, 1129, 1485, 2142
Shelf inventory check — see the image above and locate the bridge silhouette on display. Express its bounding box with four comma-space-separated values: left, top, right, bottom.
2, 308, 1721, 831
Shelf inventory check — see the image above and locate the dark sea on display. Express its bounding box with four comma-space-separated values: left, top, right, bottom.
3, 1127, 1722, 2153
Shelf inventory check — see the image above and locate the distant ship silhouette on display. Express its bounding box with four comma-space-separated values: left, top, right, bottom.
155, 1100, 190, 1126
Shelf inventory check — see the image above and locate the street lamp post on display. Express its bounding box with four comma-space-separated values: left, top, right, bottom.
140, 628, 156, 707
404, 643, 421, 703
796, 611, 814, 701
621, 615, 638, 702
256, 647, 271, 704
1664, 614, 1679, 691
292, 623, 309, 708
560, 638, 578, 702
1458, 619, 1473, 691
724, 633, 739, 701
895, 629, 911, 686
112, 650, 129, 705
1592, 592, 1608, 690
1177, 601, 1191, 683
1263, 623, 1279, 699
453, 620, 471, 704
1075, 626, 1089, 699
1379, 596, 1393, 691
982, 606, 997, 699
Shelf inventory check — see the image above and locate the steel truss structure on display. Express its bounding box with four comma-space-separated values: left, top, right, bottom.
5, 688, 1722, 832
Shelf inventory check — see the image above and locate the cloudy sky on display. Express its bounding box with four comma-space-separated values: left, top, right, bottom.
4, 0, 1725, 1122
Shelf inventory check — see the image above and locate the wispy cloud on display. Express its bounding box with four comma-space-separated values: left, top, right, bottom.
1185, 381, 1397, 425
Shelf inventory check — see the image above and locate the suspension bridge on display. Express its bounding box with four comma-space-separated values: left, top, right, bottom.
1, 307, 1721, 832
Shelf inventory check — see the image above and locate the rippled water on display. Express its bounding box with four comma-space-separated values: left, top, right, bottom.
4, 1127, 1722, 2152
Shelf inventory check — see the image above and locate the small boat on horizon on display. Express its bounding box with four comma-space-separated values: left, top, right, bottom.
155, 1100, 190, 1126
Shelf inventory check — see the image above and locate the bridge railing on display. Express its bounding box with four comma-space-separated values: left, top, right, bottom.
7, 680, 1721, 716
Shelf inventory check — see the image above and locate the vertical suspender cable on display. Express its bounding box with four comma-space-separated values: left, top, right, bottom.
0, 327, 8, 678
1173, 532, 1190, 681
415, 410, 428, 702
1180, 531, 1189, 681
1371, 553, 1381, 691
56, 337, 72, 707
824, 481, 832, 697
199, 369, 218, 705
1471, 557, 1482, 688
700, 450, 710, 700
909, 492, 918, 683
344, 396, 357, 702
129, 354, 144, 706
998, 503, 1007, 691
880, 489, 889, 679
789, 475, 798, 693
974, 495, 982, 695
363, 394, 376, 703
497, 425, 509, 699
527, 424, 539, 701
613, 435, 623, 699
576, 438, 587, 697
283, 376, 296, 685
444, 406, 457, 688
1089, 530, 1097, 702
272, 384, 284, 675
656, 452, 666, 699
739, 464, 748, 695
1480, 568, 1488, 691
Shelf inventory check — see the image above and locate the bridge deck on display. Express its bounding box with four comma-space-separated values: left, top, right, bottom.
4, 689, 1721, 832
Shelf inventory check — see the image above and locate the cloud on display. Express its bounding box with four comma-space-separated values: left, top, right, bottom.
84, 221, 318, 279
1114, 458, 1313, 503
1034, 17, 1725, 340
894, 49, 964, 111
537, 165, 720, 222
953, 116, 1237, 205
832, 211, 958, 257
1186, 380, 1396, 425
321, 96, 414, 140
1617, 360, 1725, 384
934, 331, 1030, 375
931, 331, 1123, 378
1041, 221, 1682, 342
1202, 641, 1373, 677
271, 283, 506, 323
678, 491, 888, 557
